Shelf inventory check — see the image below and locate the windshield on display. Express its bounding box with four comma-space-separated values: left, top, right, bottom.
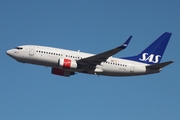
14, 47, 23, 50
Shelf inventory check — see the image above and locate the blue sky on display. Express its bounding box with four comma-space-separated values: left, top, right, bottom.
1, 0, 179, 120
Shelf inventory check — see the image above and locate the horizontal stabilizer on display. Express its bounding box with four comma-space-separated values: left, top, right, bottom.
146, 61, 173, 69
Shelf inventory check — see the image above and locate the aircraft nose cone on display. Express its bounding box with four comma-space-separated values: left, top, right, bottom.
6, 50, 11, 55
6, 49, 13, 57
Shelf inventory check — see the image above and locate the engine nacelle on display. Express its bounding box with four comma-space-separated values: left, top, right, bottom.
58, 59, 77, 70
51, 68, 75, 77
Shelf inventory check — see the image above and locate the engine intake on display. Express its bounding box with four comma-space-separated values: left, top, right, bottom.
58, 59, 77, 70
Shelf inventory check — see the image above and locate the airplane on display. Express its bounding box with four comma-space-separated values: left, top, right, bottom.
6, 32, 173, 77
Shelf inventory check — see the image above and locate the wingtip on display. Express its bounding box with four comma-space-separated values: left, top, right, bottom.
123, 35, 132, 46
120, 35, 132, 49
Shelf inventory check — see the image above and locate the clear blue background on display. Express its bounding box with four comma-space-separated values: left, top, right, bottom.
1, 0, 179, 120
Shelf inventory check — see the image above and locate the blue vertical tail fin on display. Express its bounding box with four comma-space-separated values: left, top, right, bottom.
123, 32, 172, 64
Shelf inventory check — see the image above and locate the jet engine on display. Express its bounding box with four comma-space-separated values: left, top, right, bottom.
58, 58, 77, 69
51, 68, 75, 77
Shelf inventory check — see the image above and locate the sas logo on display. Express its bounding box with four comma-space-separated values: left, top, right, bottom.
139, 53, 161, 63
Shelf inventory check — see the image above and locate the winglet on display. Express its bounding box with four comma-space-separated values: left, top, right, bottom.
121, 35, 132, 49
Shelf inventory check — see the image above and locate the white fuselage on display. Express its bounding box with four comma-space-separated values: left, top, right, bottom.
6, 45, 159, 76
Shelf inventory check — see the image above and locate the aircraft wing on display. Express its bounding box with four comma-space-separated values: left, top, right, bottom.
77, 36, 132, 66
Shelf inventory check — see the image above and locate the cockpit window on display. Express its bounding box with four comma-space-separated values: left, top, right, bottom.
15, 47, 23, 50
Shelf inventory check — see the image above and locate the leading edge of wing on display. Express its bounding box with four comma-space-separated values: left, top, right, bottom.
77, 35, 132, 65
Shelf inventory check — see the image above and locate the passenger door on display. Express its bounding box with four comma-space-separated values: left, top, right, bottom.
29, 46, 35, 56
130, 62, 135, 72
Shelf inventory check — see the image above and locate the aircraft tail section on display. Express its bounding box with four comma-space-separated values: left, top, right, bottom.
146, 61, 173, 69
123, 32, 172, 64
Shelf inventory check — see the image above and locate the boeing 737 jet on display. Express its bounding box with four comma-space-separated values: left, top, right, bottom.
6, 32, 173, 77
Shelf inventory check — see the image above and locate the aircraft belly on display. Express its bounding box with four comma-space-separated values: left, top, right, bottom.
96, 64, 146, 76
97, 65, 131, 76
